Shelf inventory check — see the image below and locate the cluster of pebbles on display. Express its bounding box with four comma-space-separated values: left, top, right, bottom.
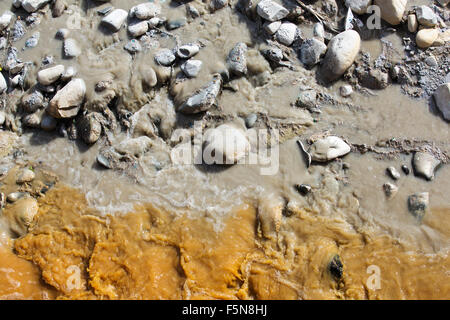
0, 0, 448, 230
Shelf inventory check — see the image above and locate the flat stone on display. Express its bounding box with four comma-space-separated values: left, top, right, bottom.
17, 168, 35, 184
227, 42, 247, 76
115, 136, 153, 157
178, 74, 222, 114
101, 9, 128, 32
256, 0, 289, 22
37, 64, 65, 85
299, 38, 327, 67
47, 78, 86, 118
181, 59, 202, 78
416, 6, 438, 27
263, 21, 281, 35
413, 151, 440, 180
128, 20, 148, 37
408, 192, 429, 221
275, 22, 298, 46
21, 0, 50, 13
130, 3, 161, 20
63, 38, 81, 58
154, 48, 176, 66
433, 83, 450, 120
0, 11, 14, 31
309, 136, 351, 162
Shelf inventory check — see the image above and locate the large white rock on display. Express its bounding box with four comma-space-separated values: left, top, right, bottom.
130, 3, 161, 20
434, 83, 450, 121
275, 22, 298, 46
309, 136, 351, 162
47, 78, 86, 118
203, 124, 250, 164
256, 0, 289, 22
374, 0, 407, 25
21, 0, 50, 13
416, 28, 439, 48
37, 64, 65, 85
408, 14, 418, 33
321, 30, 361, 81
345, 0, 372, 15
0, 11, 14, 31
128, 20, 148, 37
415, 6, 438, 27
101, 9, 128, 32
0, 73, 6, 93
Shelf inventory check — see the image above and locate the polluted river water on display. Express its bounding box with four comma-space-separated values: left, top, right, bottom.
0, 0, 449, 299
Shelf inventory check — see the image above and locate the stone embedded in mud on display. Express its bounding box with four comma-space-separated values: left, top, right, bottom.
21, 91, 44, 113
47, 78, 86, 119
5, 197, 39, 236
245, 113, 257, 128
115, 136, 153, 157
256, 0, 289, 22
415, 6, 438, 27
413, 151, 441, 181
328, 254, 343, 281
21, 0, 50, 13
416, 28, 439, 49
101, 9, 128, 32
17, 168, 35, 184
296, 89, 317, 110
0, 11, 14, 31
40, 113, 57, 131
340, 85, 353, 97
359, 69, 389, 90
275, 22, 298, 46
263, 21, 281, 35
373, 0, 407, 25
11, 20, 26, 42
433, 83, 450, 121
78, 113, 102, 145
25, 32, 40, 48
408, 14, 418, 33
386, 166, 400, 180
140, 66, 158, 88
309, 136, 351, 162
321, 30, 361, 82
408, 192, 429, 221
176, 44, 200, 59
63, 38, 81, 58
154, 48, 176, 66
6, 192, 28, 203
178, 74, 222, 114
295, 184, 312, 196
0, 73, 6, 94
52, 0, 66, 18
299, 38, 327, 68
55, 28, 69, 40
383, 182, 398, 199
313, 23, 325, 40
37, 64, 65, 86
166, 18, 186, 30
227, 42, 248, 76
124, 39, 142, 53
130, 3, 161, 20
345, 0, 372, 15
128, 20, 148, 38
203, 124, 250, 165
181, 59, 202, 78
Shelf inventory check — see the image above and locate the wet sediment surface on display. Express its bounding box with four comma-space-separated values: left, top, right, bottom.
0, 0, 449, 299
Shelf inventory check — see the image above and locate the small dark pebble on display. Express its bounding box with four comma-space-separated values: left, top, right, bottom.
295, 184, 311, 196
328, 254, 343, 281
401, 164, 410, 175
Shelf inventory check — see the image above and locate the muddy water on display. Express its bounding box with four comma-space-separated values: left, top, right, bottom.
0, 0, 449, 299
